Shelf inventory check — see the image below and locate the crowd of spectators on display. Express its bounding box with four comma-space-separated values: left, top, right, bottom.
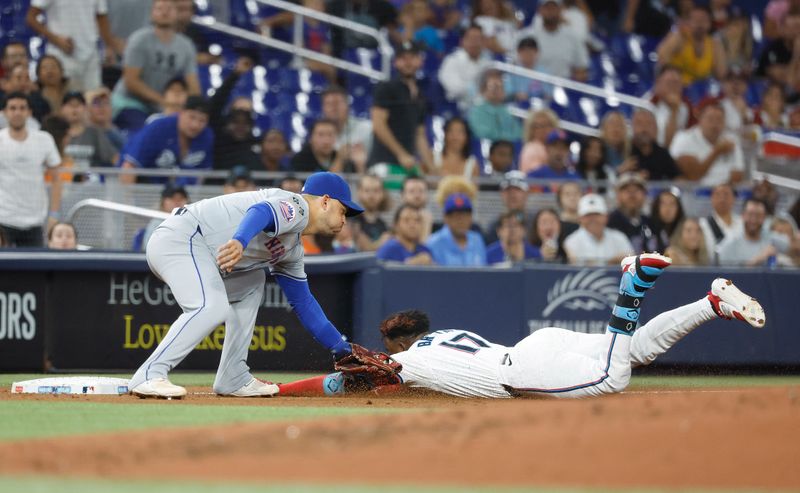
0, 0, 799, 268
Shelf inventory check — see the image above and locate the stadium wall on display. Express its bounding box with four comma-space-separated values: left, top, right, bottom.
0, 253, 796, 371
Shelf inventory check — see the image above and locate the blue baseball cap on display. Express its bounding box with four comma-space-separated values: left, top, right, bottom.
545, 129, 568, 145
301, 172, 364, 217
443, 193, 473, 214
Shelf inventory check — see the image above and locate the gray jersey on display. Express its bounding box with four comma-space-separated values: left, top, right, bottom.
113, 26, 198, 108
186, 189, 309, 279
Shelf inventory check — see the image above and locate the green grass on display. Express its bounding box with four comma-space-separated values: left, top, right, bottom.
627, 375, 800, 389
0, 401, 399, 441
0, 476, 786, 493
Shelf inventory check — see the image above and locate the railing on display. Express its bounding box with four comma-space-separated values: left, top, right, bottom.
193, 0, 393, 81
492, 61, 655, 138
65, 198, 170, 223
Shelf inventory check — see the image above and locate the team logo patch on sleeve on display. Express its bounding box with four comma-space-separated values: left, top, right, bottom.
279, 200, 296, 222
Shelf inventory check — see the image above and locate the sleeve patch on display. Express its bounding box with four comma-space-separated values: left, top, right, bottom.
279, 200, 296, 222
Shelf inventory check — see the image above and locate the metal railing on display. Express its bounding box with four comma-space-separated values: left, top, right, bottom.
193, 0, 393, 81
492, 61, 655, 138
65, 199, 170, 223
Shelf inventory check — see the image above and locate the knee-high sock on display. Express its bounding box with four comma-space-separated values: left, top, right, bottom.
630, 298, 717, 367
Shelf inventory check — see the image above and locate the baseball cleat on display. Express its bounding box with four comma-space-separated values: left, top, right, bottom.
130, 378, 187, 399
221, 377, 279, 397
619, 253, 672, 297
707, 278, 766, 328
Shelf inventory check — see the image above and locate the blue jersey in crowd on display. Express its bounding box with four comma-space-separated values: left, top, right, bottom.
485, 241, 541, 265
119, 114, 214, 185
527, 165, 580, 180
425, 226, 487, 267
376, 238, 432, 262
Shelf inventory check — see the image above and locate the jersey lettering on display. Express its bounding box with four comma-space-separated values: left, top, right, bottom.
264, 237, 286, 264
439, 332, 490, 355
415, 335, 434, 347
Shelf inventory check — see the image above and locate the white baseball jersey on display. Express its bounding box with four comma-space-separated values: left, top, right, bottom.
186, 189, 309, 279
392, 329, 512, 398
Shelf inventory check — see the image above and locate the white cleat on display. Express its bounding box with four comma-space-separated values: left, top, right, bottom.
708, 278, 766, 329
130, 378, 187, 399
620, 252, 672, 273
221, 377, 279, 397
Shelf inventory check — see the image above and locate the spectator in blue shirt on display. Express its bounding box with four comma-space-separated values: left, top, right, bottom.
528, 129, 580, 182
505, 37, 551, 104
376, 204, 434, 265
486, 210, 541, 265
118, 96, 213, 185
426, 193, 487, 266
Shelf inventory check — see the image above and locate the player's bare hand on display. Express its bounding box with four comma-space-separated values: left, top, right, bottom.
217, 240, 244, 272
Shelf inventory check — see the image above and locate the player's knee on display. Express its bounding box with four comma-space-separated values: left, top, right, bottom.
604, 375, 630, 394
202, 299, 231, 325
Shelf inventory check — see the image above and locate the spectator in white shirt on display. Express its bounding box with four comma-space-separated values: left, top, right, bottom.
518, 0, 589, 81
564, 193, 635, 266
717, 198, 790, 266
321, 85, 372, 173
648, 64, 694, 148
438, 24, 492, 111
669, 100, 745, 187
699, 182, 743, 254
26, 0, 117, 92
471, 0, 519, 55
0, 92, 62, 247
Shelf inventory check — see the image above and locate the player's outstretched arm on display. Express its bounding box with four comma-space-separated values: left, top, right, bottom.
277, 373, 404, 397
275, 275, 352, 356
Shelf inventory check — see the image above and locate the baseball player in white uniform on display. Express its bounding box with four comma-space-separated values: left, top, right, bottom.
278, 253, 765, 398
129, 172, 366, 399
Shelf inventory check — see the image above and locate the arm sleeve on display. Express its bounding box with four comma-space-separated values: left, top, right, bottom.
232, 202, 278, 248
43, 134, 62, 168
275, 275, 351, 356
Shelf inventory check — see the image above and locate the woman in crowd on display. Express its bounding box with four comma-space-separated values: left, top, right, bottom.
575, 136, 611, 193
529, 208, 568, 264
556, 181, 582, 236
519, 109, 559, 174
665, 217, 710, 266
754, 83, 789, 129
48, 222, 78, 250
433, 117, 479, 178
36, 55, 68, 115
651, 188, 686, 252
600, 111, 631, 169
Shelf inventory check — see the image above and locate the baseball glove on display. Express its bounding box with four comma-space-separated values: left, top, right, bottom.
334, 343, 403, 391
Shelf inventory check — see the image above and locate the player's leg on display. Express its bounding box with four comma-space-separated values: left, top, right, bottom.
630, 278, 765, 366
500, 253, 671, 398
213, 270, 279, 396
129, 222, 231, 397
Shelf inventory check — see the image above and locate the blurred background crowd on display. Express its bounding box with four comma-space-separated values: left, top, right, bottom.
0, 0, 799, 268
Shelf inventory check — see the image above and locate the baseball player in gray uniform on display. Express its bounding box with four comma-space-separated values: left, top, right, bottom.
129, 172, 365, 398
279, 253, 765, 398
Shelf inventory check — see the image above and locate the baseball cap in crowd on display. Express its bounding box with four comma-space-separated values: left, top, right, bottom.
226, 165, 253, 185
161, 184, 188, 200
183, 95, 211, 116
545, 129, 568, 145
62, 91, 86, 106
302, 172, 364, 217
578, 193, 607, 217
395, 40, 423, 56
500, 170, 528, 191
84, 86, 110, 104
616, 172, 647, 191
443, 193, 473, 214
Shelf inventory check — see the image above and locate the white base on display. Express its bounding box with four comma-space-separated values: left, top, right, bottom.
11, 376, 130, 395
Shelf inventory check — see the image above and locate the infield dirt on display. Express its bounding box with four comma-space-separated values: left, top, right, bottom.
1, 385, 798, 490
